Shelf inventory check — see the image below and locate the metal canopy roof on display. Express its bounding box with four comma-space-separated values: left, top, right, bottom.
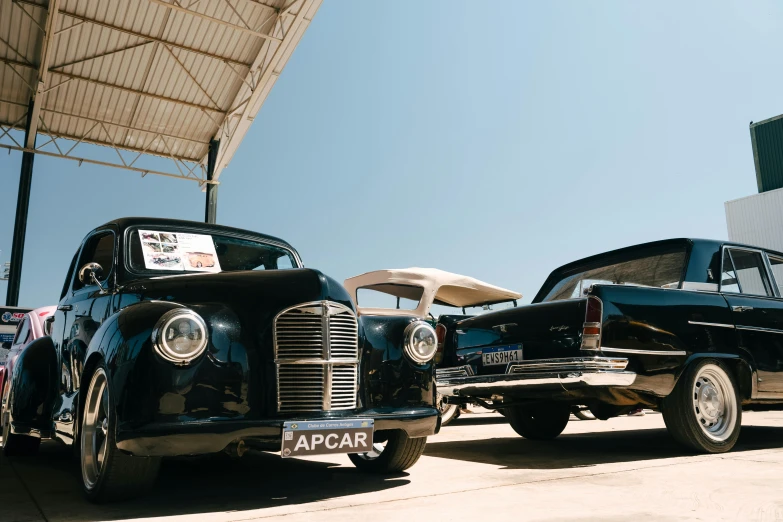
0, 0, 321, 185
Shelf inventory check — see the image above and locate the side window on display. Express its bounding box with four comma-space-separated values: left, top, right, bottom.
768, 255, 783, 296
721, 250, 740, 293
12, 318, 30, 347
73, 232, 115, 291
725, 249, 772, 297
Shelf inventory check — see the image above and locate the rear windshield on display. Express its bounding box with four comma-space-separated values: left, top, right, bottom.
128, 228, 298, 274
541, 248, 687, 302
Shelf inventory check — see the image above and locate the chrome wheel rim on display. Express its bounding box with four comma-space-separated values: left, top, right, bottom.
692, 364, 736, 442
81, 368, 109, 490
355, 442, 385, 461
1, 385, 12, 446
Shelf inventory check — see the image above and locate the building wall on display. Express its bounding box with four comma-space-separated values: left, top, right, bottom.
750, 115, 783, 193
725, 188, 783, 252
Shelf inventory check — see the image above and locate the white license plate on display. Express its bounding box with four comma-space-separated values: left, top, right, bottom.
482, 345, 523, 366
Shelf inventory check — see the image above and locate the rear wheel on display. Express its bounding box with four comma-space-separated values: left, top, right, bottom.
348, 431, 427, 473
81, 364, 160, 502
1, 384, 40, 457
507, 403, 570, 440
662, 359, 740, 453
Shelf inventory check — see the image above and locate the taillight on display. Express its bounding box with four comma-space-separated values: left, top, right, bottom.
581, 296, 602, 351
435, 323, 447, 364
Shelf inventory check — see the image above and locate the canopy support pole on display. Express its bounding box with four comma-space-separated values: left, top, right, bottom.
205, 139, 220, 224
6, 99, 36, 306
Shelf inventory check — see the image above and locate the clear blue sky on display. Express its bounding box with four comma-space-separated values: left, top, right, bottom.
1, 1, 781, 308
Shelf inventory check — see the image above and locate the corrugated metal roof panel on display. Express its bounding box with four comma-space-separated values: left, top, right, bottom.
0, 0, 321, 184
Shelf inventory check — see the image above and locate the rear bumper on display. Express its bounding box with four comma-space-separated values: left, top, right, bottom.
436, 357, 636, 398
116, 406, 438, 457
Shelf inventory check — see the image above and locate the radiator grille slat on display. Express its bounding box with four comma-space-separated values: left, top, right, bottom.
274, 301, 359, 413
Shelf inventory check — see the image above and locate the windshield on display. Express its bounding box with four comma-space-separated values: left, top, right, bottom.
356, 284, 423, 310
128, 228, 298, 274
541, 248, 687, 302
429, 301, 517, 318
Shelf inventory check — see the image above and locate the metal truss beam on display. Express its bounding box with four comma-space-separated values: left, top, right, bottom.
148, 0, 283, 41
0, 98, 207, 147
0, 143, 215, 185
0, 56, 225, 113
25, 0, 59, 148
14, 0, 252, 68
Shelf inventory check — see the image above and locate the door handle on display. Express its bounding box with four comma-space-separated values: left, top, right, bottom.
57, 305, 72, 311
732, 306, 754, 312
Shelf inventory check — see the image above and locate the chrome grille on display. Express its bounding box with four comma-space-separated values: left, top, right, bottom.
274, 301, 359, 413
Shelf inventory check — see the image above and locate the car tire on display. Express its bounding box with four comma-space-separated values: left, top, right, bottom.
1, 383, 40, 457
348, 431, 427, 473
80, 363, 160, 503
662, 359, 741, 454
507, 403, 570, 440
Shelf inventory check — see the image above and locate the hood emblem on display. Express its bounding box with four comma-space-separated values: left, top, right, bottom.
492, 323, 517, 333
550, 325, 569, 332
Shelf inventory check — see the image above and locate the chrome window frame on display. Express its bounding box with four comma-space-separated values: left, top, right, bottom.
719, 245, 778, 298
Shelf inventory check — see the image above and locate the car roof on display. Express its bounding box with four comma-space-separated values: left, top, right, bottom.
345, 268, 522, 308
96, 217, 296, 250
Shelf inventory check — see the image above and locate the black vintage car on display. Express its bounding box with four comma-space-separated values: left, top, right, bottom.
0, 218, 439, 502
436, 238, 783, 453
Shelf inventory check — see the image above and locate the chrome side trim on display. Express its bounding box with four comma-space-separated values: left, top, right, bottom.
736, 325, 783, 335
681, 282, 720, 292
600, 347, 687, 356
688, 321, 735, 329
435, 365, 475, 379
437, 371, 637, 397
506, 357, 628, 374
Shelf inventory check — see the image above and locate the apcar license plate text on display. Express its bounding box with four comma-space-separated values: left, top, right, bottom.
281, 419, 374, 458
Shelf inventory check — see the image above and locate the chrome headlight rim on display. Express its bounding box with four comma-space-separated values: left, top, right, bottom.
152, 309, 208, 366
403, 321, 438, 364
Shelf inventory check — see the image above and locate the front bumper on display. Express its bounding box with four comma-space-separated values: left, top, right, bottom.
116, 406, 438, 457
436, 357, 636, 398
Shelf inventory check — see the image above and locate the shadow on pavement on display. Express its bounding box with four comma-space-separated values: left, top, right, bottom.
8, 443, 408, 521
444, 415, 508, 427
424, 425, 783, 470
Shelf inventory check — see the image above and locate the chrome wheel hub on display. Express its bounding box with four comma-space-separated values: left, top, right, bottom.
692, 365, 737, 442
81, 368, 110, 490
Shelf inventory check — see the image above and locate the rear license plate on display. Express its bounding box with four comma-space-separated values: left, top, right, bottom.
482, 345, 523, 366
281, 419, 374, 458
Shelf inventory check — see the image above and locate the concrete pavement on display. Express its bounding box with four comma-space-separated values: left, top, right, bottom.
2, 411, 783, 521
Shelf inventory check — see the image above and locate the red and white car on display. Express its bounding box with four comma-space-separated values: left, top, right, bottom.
0, 306, 56, 430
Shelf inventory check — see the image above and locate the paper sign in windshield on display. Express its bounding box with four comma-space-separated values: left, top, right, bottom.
138, 230, 221, 273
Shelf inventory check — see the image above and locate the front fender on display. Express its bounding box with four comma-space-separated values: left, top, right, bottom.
9, 336, 57, 437
82, 300, 184, 429
358, 315, 436, 409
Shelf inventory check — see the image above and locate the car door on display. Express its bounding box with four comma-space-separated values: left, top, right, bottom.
53, 229, 117, 441
720, 247, 783, 395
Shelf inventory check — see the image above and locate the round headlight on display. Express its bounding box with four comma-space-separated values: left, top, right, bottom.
152, 309, 208, 365
404, 321, 438, 364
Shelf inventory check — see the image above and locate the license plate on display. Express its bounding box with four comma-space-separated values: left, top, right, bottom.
482, 345, 523, 366
281, 419, 374, 458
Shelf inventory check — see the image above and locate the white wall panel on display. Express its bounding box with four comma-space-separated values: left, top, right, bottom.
725, 188, 783, 252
